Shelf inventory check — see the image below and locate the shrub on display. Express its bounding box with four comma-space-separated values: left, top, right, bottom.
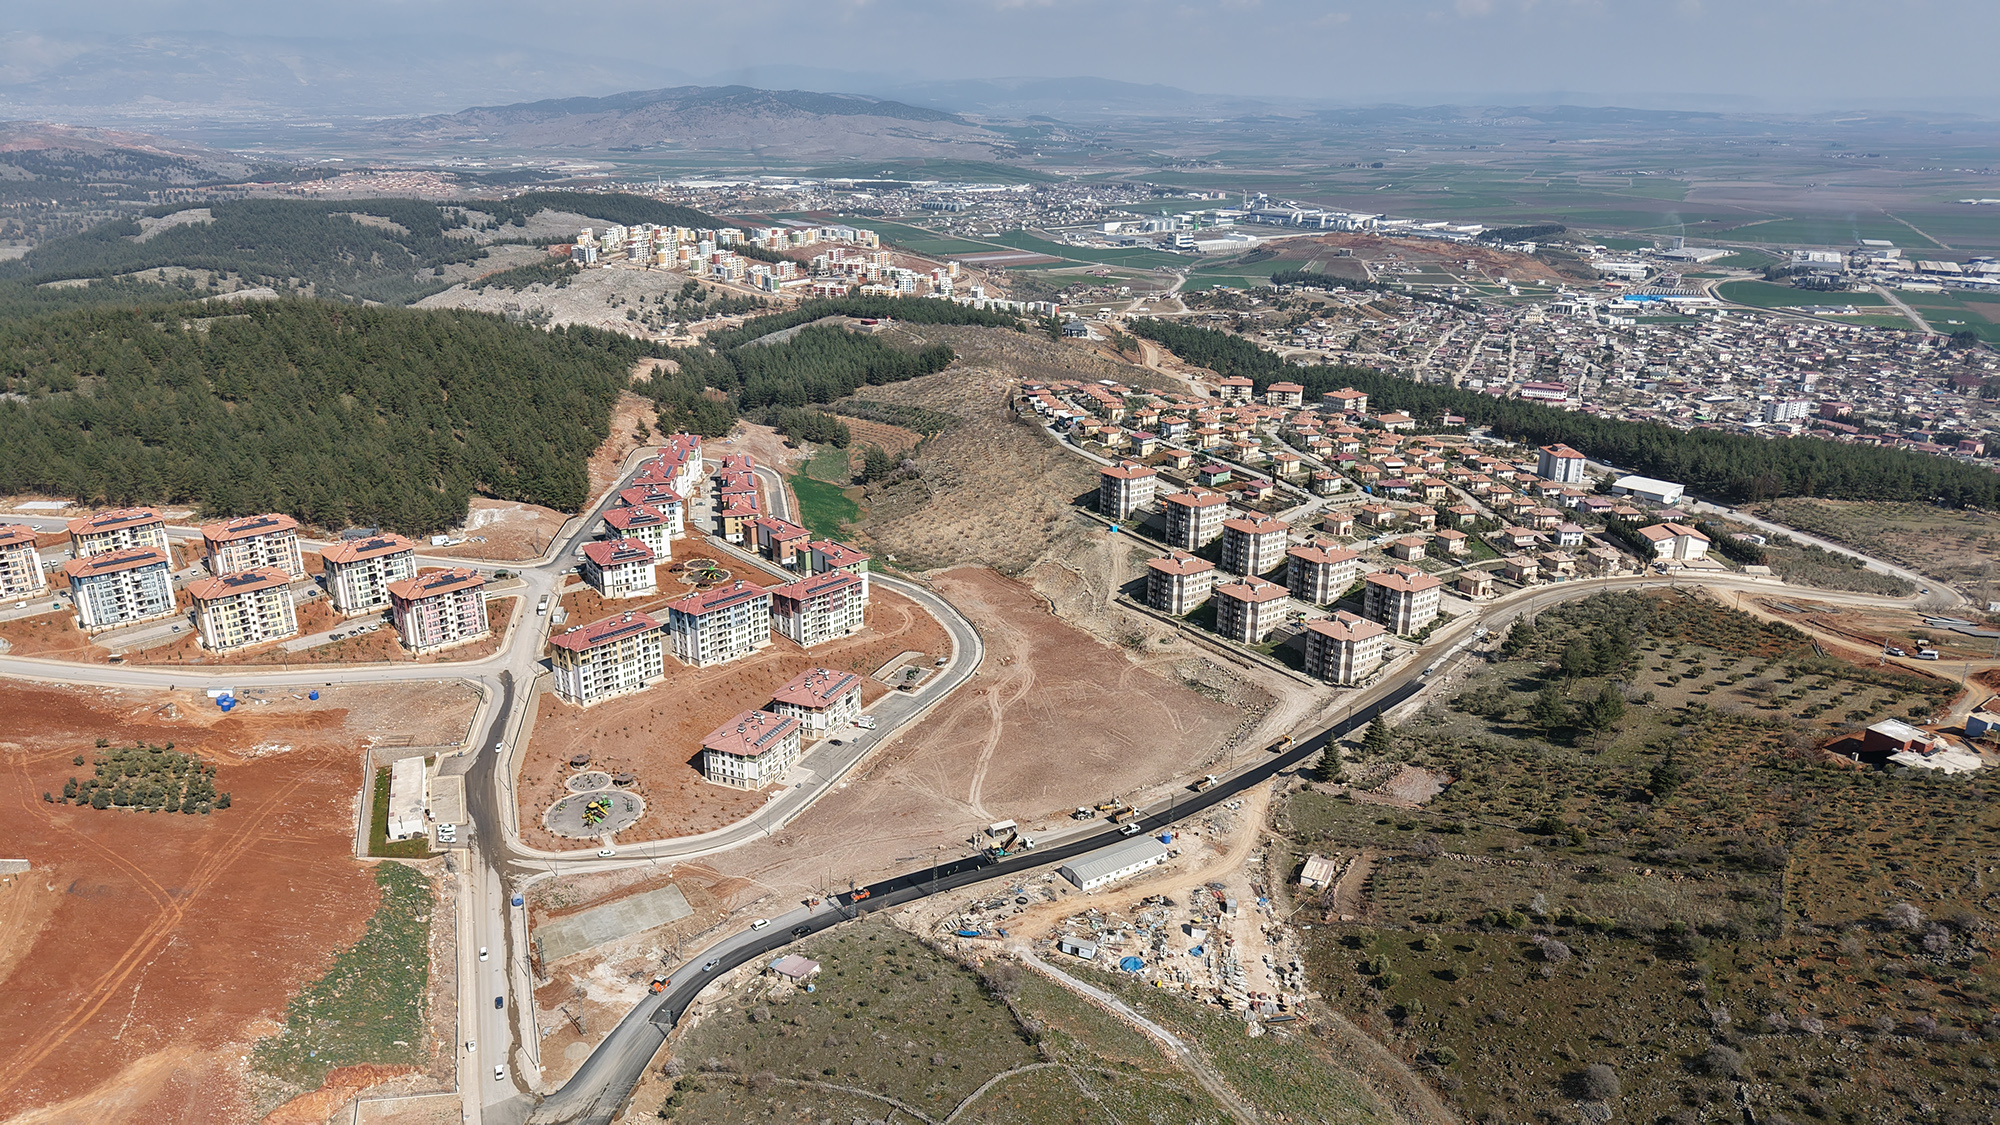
1884, 902, 1925, 932
1694, 1044, 1745, 1077
1571, 1062, 1621, 1099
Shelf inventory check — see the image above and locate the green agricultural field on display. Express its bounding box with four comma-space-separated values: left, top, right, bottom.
1716, 280, 1889, 309
253, 865, 433, 1095
1718, 215, 1939, 249
788, 472, 861, 541
1290, 590, 1989, 1125
1896, 290, 2000, 343
831, 218, 1000, 257
989, 230, 1188, 270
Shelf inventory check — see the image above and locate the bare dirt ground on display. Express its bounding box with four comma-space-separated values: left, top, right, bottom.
700, 567, 1242, 904
428, 500, 570, 562
414, 263, 771, 340
2, 596, 515, 667
588, 390, 663, 502
0, 679, 475, 1125
517, 588, 951, 851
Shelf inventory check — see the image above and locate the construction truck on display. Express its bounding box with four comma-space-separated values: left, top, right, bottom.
649, 975, 669, 994
1192, 774, 1219, 792
1267, 736, 1294, 753
1107, 804, 1140, 824
987, 830, 1020, 858
1095, 798, 1126, 813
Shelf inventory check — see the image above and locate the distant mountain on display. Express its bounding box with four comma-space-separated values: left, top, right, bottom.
369, 85, 1015, 161
879, 76, 1284, 119
0, 121, 257, 183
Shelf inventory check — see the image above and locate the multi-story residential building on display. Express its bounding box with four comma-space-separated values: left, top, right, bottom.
1364, 566, 1442, 635
1321, 387, 1368, 415
1098, 461, 1158, 520
549, 610, 666, 707
769, 570, 867, 648
613, 483, 687, 535
1213, 576, 1289, 643
1265, 381, 1305, 408
602, 504, 677, 557
68, 508, 168, 560
388, 568, 490, 653
64, 546, 175, 631
1762, 398, 1811, 424
321, 533, 417, 615
1535, 444, 1587, 484
0, 524, 48, 599
1635, 522, 1712, 563
188, 567, 298, 651
768, 667, 863, 738
700, 708, 803, 789
200, 513, 305, 579
1146, 550, 1216, 615
1162, 490, 1232, 550
1219, 514, 1289, 576
1285, 541, 1363, 604
806, 540, 871, 598
1304, 610, 1388, 685
582, 538, 658, 598
667, 580, 772, 667
751, 517, 813, 569
1217, 376, 1255, 404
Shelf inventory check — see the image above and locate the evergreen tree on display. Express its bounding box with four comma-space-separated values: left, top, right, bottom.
1362, 717, 1394, 757
1532, 683, 1569, 731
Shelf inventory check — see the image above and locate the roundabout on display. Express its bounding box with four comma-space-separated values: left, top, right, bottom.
544, 787, 644, 838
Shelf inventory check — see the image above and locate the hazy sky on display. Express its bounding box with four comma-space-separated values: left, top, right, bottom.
6, 0, 2000, 111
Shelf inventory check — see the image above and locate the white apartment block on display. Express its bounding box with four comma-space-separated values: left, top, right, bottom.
1636, 522, 1712, 563
64, 546, 175, 631
1535, 444, 1587, 484
388, 568, 490, 653
1219, 514, 1289, 577
68, 508, 168, 559
769, 570, 867, 648
321, 533, 418, 615
200, 513, 305, 579
667, 580, 773, 667
1098, 461, 1158, 520
1162, 490, 1232, 550
549, 610, 667, 707
1146, 550, 1216, 615
1286, 541, 1363, 604
768, 667, 863, 737
613, 483, 688, 536
188, 567, 299, 651
701, 708, 803, 789
1213, 576, 1290, 643
0, 525, 48, 599
1363, 566, 1442, 635
582, 538, 658, 598
1321, 387, 1368, 414
807, 540, 872, 598
601, 503, 677, 556
1304, 610, 1387, 685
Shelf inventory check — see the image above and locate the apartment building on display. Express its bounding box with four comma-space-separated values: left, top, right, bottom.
601, 503, 676, 557
667, 580, 773, 667
549, 610, 666, 707
1304, 610, 1388, 685
200, 513, 305, 579
1535, 444, 1587, 484
769, 570, 867, 648
768, 667, 863, 737
64, 546, 175, 631
1265, 381, 1305, 408
68, 508, 168, 559
1213, 576, 1289, 643
1162, 490, 1232, 550
700, 708, 803, 789
1321, 387, 1368, 415
1146, 550, 1215, 615
1097, 461, 1158, 520
388, 568, 490, 653
807, 540, 872, 598
582, 538, 658, 599
0, 525, 48, 599
751, 517, 812, 569
1219, 514, 1289, 576
613, 483, 687, 535
1285, 541, 1363, 604
1635, 522, 1712, 563
188, 568, 299, 651
1363, 566, 1442, 635
321, 533, 417, 615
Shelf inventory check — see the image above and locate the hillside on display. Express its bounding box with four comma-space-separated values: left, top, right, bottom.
369, 84, 1015, 161
0, 300, 650, 533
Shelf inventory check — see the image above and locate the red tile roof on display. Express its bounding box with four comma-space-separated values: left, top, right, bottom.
321, 533, 415, 565
387, 567, 485, 601
66, 508, 162, 536
186, 566, 291, 601
550, 610, 663, 652
199, 512, 298, 544
62, 545, 170, 578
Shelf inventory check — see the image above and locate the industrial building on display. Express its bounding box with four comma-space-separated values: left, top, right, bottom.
667, 580, 773, 667
1609, 475, 1686, 506
701, 708, 803, 789
387, 568, 490, 653
549, 611, 667, 707
1059, 835, 1173, 891
386, 755, 428, 840
200, 513, 306, 580
187, 568, 299, 651
64, 546, 176, 631
321, 533, 418, 616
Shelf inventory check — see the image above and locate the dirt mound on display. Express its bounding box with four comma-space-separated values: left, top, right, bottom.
260, 1064, 415, 1125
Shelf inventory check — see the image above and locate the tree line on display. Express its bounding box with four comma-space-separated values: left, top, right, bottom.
0, 299, 645, 533
1128, 319, 2000, 507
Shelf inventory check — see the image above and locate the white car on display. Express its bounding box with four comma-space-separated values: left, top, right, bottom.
750, 918, 769, 930
597, 848, 617, 858
478, 946, 488, 962
494, 1065, 506, 1082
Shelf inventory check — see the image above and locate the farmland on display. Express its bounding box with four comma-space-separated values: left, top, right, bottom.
1284, 590, 1993, 1125
1716, 280, 1890, 309
1747, 498, 2000, 596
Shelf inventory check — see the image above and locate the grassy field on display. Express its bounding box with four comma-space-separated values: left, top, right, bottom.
252, 865, 433, 1093
659, 922, 1237, 1124
1716, 280, 1889, 309
989, 230, 1188, 270
1749, 498, 2000, 594
1717, 216, 1940, 249
368, 764, 433, 859
1288, 591, 1993, 1125
788, 471, 862, 541
1896, 289, 2000, 343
